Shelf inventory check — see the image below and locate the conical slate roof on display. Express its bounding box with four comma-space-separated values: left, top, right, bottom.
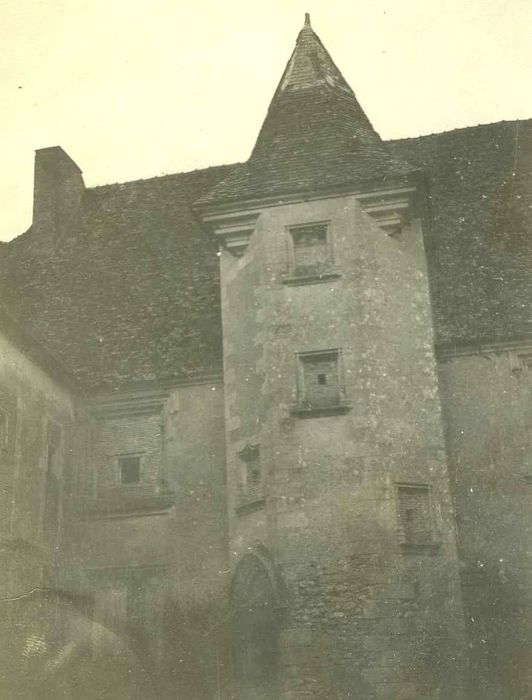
198, 15, 417, 207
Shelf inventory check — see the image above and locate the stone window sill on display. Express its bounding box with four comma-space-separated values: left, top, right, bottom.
81, 487, 175, 519
290, 401, 352, 418
282, 269, 341, 286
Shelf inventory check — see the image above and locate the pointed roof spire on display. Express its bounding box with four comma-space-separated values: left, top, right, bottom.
273, 14, 354, 98
197, 19, 417, 208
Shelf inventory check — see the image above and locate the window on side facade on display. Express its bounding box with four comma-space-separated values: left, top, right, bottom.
118, 455, 141, 485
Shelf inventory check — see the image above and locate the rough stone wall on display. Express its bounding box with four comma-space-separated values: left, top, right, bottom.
68, 380, 228, 700
0, 326, 79, 596
220, 194, 467, 700
438, 350, 532, 700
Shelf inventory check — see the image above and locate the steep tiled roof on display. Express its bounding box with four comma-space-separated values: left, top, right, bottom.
0, 166, 235, 390
0, 279, 79, 389
1, 120, 531, 391
390, 120, 532, 346
198, 18, 417, 208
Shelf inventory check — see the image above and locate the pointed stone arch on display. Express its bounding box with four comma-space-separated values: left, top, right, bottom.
230, 548, 283, 699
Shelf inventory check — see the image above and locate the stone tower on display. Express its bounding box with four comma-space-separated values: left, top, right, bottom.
201, 15, 469, 700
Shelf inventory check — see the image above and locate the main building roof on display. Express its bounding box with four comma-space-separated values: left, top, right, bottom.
0, 18, 530, 390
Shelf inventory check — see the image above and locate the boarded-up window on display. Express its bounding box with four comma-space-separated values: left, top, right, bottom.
397, 484, 432, 545
119, 455, 141, 484
237, 444, 263, 510
298, 350, 342, 408
290, 223, 331, 273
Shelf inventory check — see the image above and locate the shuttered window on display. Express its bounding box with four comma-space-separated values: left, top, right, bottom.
298, 350, 342, 408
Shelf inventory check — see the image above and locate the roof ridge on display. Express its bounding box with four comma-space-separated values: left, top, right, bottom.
387, 118, 532, 143
87, 162, 240, 193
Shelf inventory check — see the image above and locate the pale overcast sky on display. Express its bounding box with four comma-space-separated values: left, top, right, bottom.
1, 0, 531, 241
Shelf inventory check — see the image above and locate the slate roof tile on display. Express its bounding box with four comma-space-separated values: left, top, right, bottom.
0, 165, 235, 390
389, 120, 532, 346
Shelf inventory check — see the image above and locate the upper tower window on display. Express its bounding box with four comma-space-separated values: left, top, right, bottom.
289, 223, 332, 277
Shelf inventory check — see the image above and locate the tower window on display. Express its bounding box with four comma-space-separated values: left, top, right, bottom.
119, 455, 141, 485
397, 484, 433, 546
236, 444, 264, 514
292, 349, 351, 416
289, 222, 332, 274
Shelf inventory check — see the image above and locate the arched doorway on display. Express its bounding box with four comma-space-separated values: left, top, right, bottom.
230, 554, 281, 700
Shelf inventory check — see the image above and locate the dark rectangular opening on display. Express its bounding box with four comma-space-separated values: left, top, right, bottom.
119, 456, 141, 485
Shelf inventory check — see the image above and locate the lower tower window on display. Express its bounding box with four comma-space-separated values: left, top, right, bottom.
292, 349, 351, 416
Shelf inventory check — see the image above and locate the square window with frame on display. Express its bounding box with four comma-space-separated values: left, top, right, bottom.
293, 349, 350, 415
289, 222, 333, 276
118, 455, 141, 485
397, 484, 434, 546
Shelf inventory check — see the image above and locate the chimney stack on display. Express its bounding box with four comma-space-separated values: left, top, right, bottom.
32, 146, 85, 235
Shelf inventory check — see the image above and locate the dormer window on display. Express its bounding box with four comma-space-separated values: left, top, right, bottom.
284, 222, 340, 285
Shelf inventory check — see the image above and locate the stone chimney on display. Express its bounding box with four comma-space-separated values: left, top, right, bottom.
32, 147, 85, 234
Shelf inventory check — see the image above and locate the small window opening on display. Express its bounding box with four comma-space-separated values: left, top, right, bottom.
298, 350, 342, 409
247, 460, 261, 488
290, 223, 331, 274
119, 456, 141, 485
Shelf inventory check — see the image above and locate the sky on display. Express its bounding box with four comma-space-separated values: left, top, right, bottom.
0, 0, 531, 241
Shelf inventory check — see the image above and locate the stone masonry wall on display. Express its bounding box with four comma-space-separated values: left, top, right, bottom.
68, 380, 228, 700
220, 194, 467, 700
438, 350, 532, 700
0, 326, 79, 596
